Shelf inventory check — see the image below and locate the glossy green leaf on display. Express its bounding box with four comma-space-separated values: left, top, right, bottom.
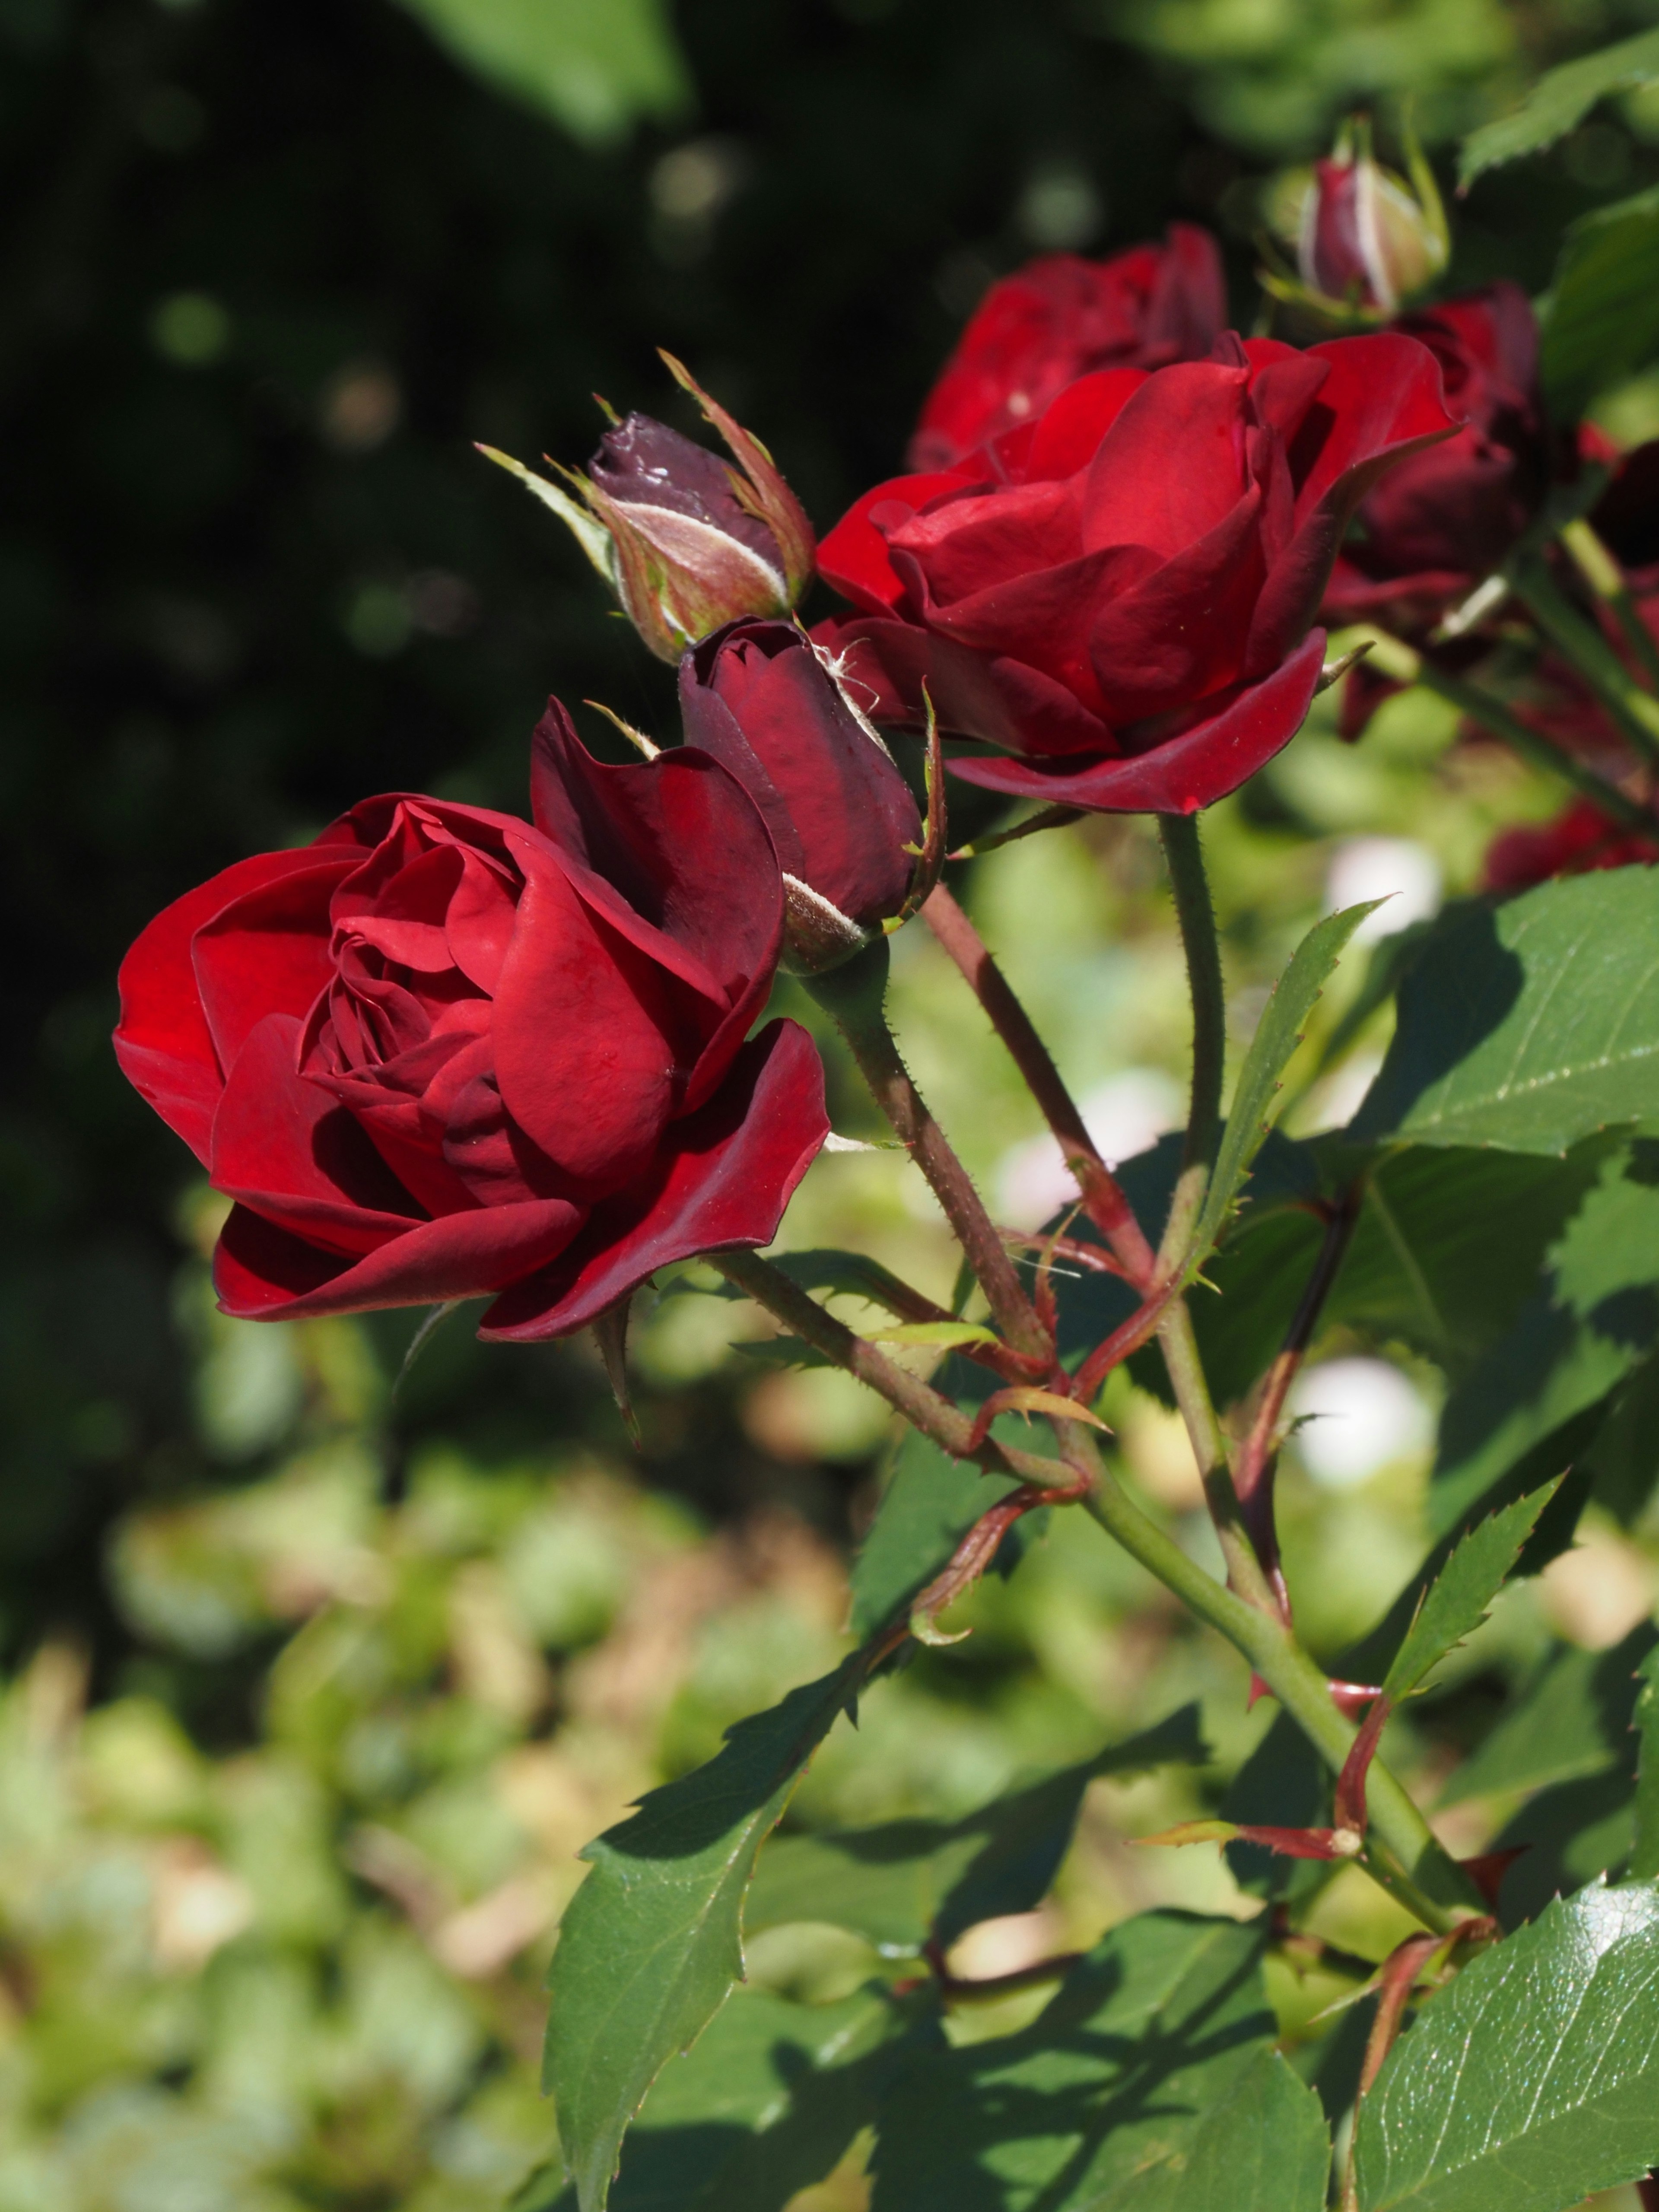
747, 1707, 1206, 1955
1192, 902, 1377, 1259
392, 0, 689, 145
1458, 27, 1659, 187
847, 1419, 1021, 1643
869, 1320, 998, 1348
1382, 1483, 1560, 1703
1354, 1880, 1659, 2211
545, 1652, 871, 2212
1540, 184, 1659, 420
1439, 1621, 1656, 1807
1429, 1141, 1659, 1530
1631, 1645, 1659, 1882
869, 1912, 1273, 2212
522, 1983, 912, 2212
1350, 874, 1659, 1155
1115, 2048, 1330, 2212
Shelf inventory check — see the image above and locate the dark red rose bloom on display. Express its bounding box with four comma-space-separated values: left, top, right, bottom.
908, 225, 1227, 471
1484, 797, 1659, 893
113, 715, 827, 1338
816, 333, 1457, 814
679, 618, 921, 967
1322, 285, 1544, 630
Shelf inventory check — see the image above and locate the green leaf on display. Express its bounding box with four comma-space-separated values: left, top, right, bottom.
544, 1651, 872, 2212
1382, 1483, 1561, 1703
1115, 2048, 1330, 2212
1631, 1645, 1659, 1882
521, 1983, 915, 2212
1354, 1879, 1659, 2211
869, 1320, 998, 1348
846, 1421, 1021, 1644
868, 1911, 1274, 2211
1222, 1711, 1332, 1902
1490, 1765, 1641, 1927
1438, 1621, 1657, 1807
715, 1249, 944, 1322
746, 1707, 1207, 1956
391, 0, 689, 145
1585, 1348, 1659, 1524
1192, 902, 1378, 1260
1350, 874, 1659, 1155
1541, 184, 1659, 420
1429, 1141, 1659, 1531
1459, 28, 1659, 189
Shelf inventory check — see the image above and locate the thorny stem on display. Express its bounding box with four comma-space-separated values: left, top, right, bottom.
715, 1251, 1478, 1929
1353, 626, 1656, 832
1511, 559, 1659, 772
1154, 815, 1276, 1612
804, 939, 1053, 1367
1234, 1179, 1367, 1590
922, 883, 1157, 1287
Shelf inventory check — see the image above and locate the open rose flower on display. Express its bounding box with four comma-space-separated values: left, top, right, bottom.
113, 714, 827, 1337
1322, 285, 1543, 632
909, 224, 1227, 470
679, 617, 922, 970
817, 333, 1458, 813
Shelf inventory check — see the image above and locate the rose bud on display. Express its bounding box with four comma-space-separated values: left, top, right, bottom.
113, 713, 827, 1336
680, 618, 923, 972
480, 351, 814, 663
1323, 285, 1545, 637
1278, 118, 1448, 321
814, 332, 1458, 816
909, 224, 1227, 470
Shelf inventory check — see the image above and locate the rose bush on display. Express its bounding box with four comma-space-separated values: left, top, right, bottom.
818, 332, 1458, 812
907, 225, 1226, 470
679, 617, 921, 967
113, 712, 827, 1336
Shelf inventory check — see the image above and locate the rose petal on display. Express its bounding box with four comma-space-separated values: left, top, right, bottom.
479, 1020, 828, 1340
946, 631, 1325, 814
1079, 361, 1251, 557
817, 467, 989, 614
815, 616, 1116, 759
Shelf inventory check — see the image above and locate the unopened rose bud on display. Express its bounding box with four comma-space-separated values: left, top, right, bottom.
680, 619, 922, 973
480, 353, 814, 663
1268, 118, 1449, 324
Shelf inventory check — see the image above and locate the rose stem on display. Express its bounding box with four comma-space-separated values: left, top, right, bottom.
715, 1247, 1478, 1932
802, 938, 1053, 1367
1558, 517, 1659, 697
921, 882, 1157, 1287
1233, 1176, 1366, 1581
1354, 626, 1656, 830
1155, 814, 1276, 1613
1511, 557, 1659, 771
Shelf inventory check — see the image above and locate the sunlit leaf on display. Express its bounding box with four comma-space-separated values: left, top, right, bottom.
1382, 1483, 1560, 1703
1540, 184, 1659, 420
391, 0, 689, 145
1459, 28, 1659, 188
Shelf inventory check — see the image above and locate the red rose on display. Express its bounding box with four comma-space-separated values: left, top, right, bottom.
679, 618, 922, 969
1484, 797, 1659, 893
817, 333, 1457, 813
908, 225, 1227, 471
1322, 285, 1543, 630
113, 714, 827, 1338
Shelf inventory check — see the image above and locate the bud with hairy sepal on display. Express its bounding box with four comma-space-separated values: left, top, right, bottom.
478, 354, 814, 663
1264, 115, 1449, 327
680, 618, 922, 973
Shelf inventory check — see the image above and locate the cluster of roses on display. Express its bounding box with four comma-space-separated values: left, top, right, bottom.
114, 181, 1652, 1342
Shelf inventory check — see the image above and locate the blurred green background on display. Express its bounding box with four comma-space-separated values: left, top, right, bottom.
8, 0, 1659, 2203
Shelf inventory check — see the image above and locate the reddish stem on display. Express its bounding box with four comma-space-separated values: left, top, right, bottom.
923, 884, 1157, 1287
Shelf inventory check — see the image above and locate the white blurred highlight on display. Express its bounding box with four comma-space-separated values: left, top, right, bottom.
1326, 836, 1442, 946
1288, 1357, 1433, 1489
995, 1069, 1183, 1230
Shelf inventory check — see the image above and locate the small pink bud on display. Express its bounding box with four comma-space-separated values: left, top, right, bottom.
1296, 119, 1448, 318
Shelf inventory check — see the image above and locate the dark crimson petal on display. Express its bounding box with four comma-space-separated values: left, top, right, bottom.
946, 632, 1325, 814
213, 1192, 585, 1319
491, 826, 687, 1194
816, 616, 1116, 759
884, 477, 1082, 606
1146, 222, 1228, 360
210, 1013, 427, 1257
817, 468, 989, 615
1022, 367, 1147, 480
192, 858, 349, 1079
1079, 361, 1252, 558
114, 847, 357, 1164
907, 542, 1144, 720
528, 703, 783, 1109
1086, 486, 1265, 722
478, 1019, 827, 1341
678, 620, 921, 934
